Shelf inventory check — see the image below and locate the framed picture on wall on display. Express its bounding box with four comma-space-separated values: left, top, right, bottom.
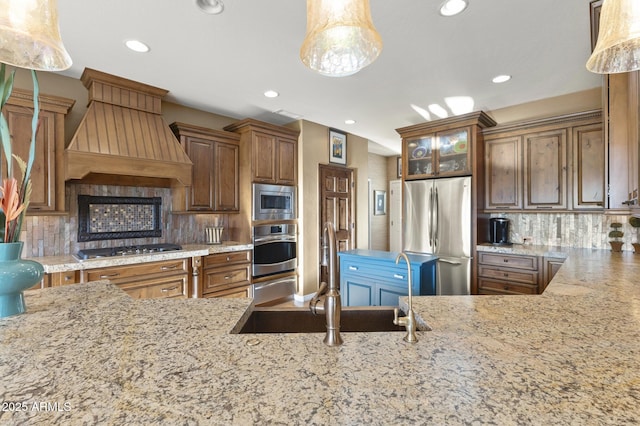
374, 190, 386, 215
329, 128, 347, 165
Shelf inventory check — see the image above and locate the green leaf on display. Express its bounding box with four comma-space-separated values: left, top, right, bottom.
23, 70, 39, 198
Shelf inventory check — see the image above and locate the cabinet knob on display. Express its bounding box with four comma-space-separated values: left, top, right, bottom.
226, 256, 231, 262
64, 275, 73, 281
503, 259, 509, 263
503, 273, 509, 277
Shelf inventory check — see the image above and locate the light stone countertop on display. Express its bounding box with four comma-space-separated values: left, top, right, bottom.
28, 242, 253, 274
1, 248, 640, 424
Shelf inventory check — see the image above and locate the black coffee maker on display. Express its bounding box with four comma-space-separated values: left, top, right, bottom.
489, 218, 511, 245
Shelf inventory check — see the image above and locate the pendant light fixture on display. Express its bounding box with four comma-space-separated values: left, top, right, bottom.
300, 0, 383, 77
586, 0, 640, 74
0, 0, 72, 71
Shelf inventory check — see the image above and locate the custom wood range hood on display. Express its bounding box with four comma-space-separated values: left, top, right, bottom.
65, 68, 192, 187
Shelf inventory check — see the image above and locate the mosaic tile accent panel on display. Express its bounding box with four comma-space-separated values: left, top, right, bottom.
89, 203, 156, 233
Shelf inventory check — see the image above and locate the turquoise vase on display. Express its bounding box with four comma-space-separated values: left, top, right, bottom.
0, 242, 44, 318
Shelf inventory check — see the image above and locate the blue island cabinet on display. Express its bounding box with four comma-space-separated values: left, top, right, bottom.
338, 249, 437, 307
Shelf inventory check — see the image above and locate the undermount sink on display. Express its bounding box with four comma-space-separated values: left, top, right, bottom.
234, 306, 412, 334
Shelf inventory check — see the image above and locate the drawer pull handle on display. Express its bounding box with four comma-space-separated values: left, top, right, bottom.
503, 259, 509, 263
224, 275, 232, 280
227, 256, 231, 262
99, 273, 120, 279
348, 266, 358, 271
161, 265, 179, 271
161, 286, 179, 292
64, 275, 73, 281
393, 274, 404, 280
503, 273, 509, 277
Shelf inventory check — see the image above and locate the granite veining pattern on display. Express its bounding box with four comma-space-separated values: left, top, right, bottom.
2, 249, 640, 424
26, 243, 252, 274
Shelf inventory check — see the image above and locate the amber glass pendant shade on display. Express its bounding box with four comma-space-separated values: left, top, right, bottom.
0, 0, 72, 71
586, 0, 640, 74
300, 0, 383, 77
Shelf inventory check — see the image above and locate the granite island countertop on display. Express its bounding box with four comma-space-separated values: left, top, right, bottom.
1, 248, 640, 424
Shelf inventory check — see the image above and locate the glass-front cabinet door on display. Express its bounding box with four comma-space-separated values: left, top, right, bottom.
405, 135, 435, 178
437, 128, 470, 177
403, 127, 471, 179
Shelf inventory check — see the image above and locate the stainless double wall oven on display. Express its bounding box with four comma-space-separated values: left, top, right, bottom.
250, 183, 298, 305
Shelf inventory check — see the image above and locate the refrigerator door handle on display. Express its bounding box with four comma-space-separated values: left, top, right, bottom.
434, 186, 439, 252
428, 187, 434, 247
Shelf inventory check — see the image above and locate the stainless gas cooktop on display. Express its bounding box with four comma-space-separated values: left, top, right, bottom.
74, 243, 182, 260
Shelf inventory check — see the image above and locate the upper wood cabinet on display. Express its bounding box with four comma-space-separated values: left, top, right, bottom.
482, 110, 603, 212
224, 119, 299, 186
396, 111, 496, 181
573, 123, 605, 210
2, 89, 74, 213
170, 122, 240, 213
605, 71, 640, 211
485, 136, 522, 210
523, 128, 568, 210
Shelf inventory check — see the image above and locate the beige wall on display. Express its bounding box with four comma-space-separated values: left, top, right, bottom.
297, 120, 369, 297
368, 152, 389, 251
489, 87, 602, 124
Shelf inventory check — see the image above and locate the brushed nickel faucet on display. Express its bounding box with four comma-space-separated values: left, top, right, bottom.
309, 222, 343, 346
394, 252, 418, 343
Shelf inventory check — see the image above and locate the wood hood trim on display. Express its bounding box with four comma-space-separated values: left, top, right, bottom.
65, 68, 192, 187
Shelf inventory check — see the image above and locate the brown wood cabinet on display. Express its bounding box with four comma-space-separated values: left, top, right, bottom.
483, 110, 603, 212
2, 89, 74, 213
223, 118, 300, 243
484, 136, 522, 210
224, 119, 299, 186
477, 252, 540, 295
396, 112, 496, 180
542, 256, 565, 293
523, 128, 568, 210
605, 71, 640, 211
82, 258, 189, 299
43, 271, 81, 287
170, 122, 240, 213
199, 250, 251, 298
573, 123, 605, 209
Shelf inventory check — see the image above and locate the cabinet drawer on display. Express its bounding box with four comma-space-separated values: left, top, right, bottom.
478, 278, 538, 295
203, 264, 251, 294
203, 285, 249, 299
119, 275, 188, 299
204, 250, 251, 268
85, 259, 189, 283
478, 265, 538, 285
478, 252, 538, 270
49, 271, 81, 287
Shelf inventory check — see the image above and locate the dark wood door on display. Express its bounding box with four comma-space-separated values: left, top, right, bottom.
319, 164, 355, 282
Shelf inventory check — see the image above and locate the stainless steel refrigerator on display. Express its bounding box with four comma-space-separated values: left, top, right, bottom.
403, 177, 471, 295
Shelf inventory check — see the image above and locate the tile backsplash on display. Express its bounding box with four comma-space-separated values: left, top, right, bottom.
493, 212, 640, 251
20, 184, 230, 258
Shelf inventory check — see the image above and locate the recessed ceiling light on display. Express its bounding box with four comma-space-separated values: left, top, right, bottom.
264, 90, 279, 98
345, 119, 356, 125
492, 74, 512, 83
125, 40, 150, 53
196, 0, 224, 14
439, 0, 468, 17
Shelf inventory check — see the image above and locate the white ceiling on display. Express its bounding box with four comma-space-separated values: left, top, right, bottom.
56, 0, 602, 156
